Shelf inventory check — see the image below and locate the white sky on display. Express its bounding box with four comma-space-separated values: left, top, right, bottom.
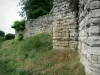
0, 0, 22, 34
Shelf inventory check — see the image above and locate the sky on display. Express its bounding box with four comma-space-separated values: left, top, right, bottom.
0, 0, 22, 34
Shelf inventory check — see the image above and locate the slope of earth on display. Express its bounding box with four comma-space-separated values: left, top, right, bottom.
0, 33, 85, 75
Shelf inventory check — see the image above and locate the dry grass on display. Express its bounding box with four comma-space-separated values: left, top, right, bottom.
0, 33, 85, 75
29, 50, 85, 75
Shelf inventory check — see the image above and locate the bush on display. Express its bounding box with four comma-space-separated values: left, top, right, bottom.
29, 7, 48, 19
17, 33, 23, 41
30, 33, 52, 49
11, 20, 25, 31
17, 69, 32, 75
0, 30, 5, 37
0, 37, 5, 48
5, 33, 15, 40
0, 37, 5, 42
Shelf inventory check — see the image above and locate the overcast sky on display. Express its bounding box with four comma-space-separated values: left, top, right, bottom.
0, 0, 22, 34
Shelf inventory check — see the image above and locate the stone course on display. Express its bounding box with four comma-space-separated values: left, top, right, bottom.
15, 0, 100, 74
79, 0, 100, 75
52, 0, 78, 50
23, 14, 53, 39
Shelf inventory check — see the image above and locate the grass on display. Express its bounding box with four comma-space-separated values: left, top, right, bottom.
0, 33, 85, 75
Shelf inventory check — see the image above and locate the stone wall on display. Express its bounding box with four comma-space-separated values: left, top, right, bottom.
14, 0, 100, 74
22, 0, 78, 51
79, 0, 100, 75
52, 0, 78, 50
23, 14, 53, 39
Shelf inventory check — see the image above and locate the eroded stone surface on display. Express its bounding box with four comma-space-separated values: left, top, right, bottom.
52, 0, 78, 50
79, 0, 100, 75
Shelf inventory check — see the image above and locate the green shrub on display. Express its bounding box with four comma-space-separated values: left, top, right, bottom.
5, 33, 15, 40
17, 69, 32, 75
17, 33, 23, 41
11, 20, 25, 31
30, 7, 48, 19
0, 30, 5, 37
0, 37, 5, 42
0, 33, 85, 75
32, 33, 52, 49
16, 33, 52, 59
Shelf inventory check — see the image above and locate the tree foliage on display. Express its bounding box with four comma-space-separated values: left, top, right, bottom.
5, 33, 15, 40
19, 0, 53, 19
11, 20, 25, 31
0, 30, 5, 37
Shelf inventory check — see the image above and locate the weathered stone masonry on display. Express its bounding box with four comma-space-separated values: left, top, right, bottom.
52, 0, 78, 50
23, 14, 53, 39
22, 0, 78, 50
16, 0, 100, 74
79, 0, 100, 75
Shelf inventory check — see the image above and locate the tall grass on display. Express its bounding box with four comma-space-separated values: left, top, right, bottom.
0, 33, 52, 75
0, 33, 85, 75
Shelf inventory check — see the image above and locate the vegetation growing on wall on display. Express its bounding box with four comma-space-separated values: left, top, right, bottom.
19, 0, 53, 19
17, 32, 23, 41
11, 20, 25, 31
67, 0, 79, 41
28, 7, 48, 19
67, 0, 79, 12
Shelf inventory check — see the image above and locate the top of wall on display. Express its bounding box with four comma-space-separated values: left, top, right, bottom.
25, 13, 53, 28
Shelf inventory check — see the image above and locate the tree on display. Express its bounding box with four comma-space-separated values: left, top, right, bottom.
18, 0, 53, 19
11, 20, 25, 31
0, 30, 5, 37
5, 33, 15, 40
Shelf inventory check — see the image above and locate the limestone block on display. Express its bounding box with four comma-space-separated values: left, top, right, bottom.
79, 37, 85, 41
90, 17, 100, 26
89, 47, 100, 55
89, 63, 100, 73
53, 36, 69, 41
89, 9, 100, 18
70, 32, 75, 37
54, 41, 68, 47
79, 51, 89, 66
91, 72, 100, 75
89, 26, 100, 36
79, 15, 89, 28
86, 36, 100, 47
89, 1, 100, 10
53, 46, 67, 50
91, 55, 98, 63
69, 44, 77, 49
79, 30, 85, 37
53, 32, 62, 37
78, 41, 82, 50
85, 66, 92, 75
70, 25, 76, 29
98, 56, 100, 64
